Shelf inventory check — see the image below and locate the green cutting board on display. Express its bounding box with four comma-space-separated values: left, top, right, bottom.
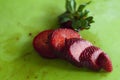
0, 0, 120, 80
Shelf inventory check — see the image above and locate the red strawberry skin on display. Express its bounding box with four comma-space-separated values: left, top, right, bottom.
97, 52, 113, 72
79, 46, 102, 71
50, 28, 81, 53
33, 30, 57, 59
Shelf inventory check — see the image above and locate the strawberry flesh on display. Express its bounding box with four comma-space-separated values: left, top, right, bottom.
50, 28, 81, 53
33, 30, 57, 59
80, 46, 102, 71
64, 38, 93, 67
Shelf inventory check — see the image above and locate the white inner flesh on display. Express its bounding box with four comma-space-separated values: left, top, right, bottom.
70, 40, 92, 62
91, 49, 103, 61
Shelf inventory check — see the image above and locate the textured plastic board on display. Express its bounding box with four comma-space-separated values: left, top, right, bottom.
0, 0, 120, 80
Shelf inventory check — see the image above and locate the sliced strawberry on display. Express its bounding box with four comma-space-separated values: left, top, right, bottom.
97, 52, 113, 72
64, 38, 92, 67
33, 30, 57, 59
79, 46, 102, 71
50, 28, 81, 53
65, 38, 103, 71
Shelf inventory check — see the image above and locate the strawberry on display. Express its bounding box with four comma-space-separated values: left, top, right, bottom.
32, 0, 113, 73
50, 28, 81, 53
97, 52, 113, 72
33, 30, 57, 59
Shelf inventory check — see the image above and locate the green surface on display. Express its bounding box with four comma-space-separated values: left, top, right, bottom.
0, 0, 120, 80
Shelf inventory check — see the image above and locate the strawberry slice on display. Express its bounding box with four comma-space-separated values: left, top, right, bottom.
79, 46, 102, 71
64, 38, 92, 67
50, 28, 81, 53
33, 30, 57, 59
97, 52, 113, 72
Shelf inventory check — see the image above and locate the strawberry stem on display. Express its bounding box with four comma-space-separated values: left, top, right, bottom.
59, 0, 94, 32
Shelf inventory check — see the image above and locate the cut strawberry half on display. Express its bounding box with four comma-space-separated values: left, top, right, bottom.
33, 30, 57, 59
97, 52, 113, 72
50, 28, 81, 53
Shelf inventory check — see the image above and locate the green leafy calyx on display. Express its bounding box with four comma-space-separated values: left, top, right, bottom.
59, 0, 94, 31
